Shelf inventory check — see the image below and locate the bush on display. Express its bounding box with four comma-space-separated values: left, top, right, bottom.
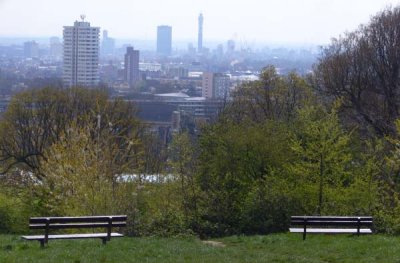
0, 189, 29, 234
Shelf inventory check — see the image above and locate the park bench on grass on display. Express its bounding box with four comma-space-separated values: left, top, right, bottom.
21, 215, 127, 247
289, 216, 373, 240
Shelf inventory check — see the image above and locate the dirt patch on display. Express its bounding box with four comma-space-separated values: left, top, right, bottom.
202, 240, 226, 248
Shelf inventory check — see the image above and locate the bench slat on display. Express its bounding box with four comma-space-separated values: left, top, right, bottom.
289, 228, 373, 234
291, 216, 372, 221
290, 221, 373, 226
30, 215, 127, 224
29, 222, 127, 230
22, 233, 123, 241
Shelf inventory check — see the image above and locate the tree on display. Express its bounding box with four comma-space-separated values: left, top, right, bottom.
35, 118, 142, 216
169, 132, 199, 226
315, 6, 400, 136
224, 66, 313, 124
196, 120, 293, 235
193, 68, 315, 235
287, 104, 353, 215
37, 125, 108, 215
0, 87, 141, 180
374, 120, 400, 233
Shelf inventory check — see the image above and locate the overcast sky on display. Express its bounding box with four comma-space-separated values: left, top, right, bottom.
0, 0, 399, 45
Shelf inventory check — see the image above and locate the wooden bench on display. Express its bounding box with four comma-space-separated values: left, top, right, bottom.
21, 215, 127, 247
290, 216, 373, 240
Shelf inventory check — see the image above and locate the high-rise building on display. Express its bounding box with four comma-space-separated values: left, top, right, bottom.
63, 16, 100, 87
101, 30, 115, 56
24, 41, 39, 58
124, 46, 140, 88
157, 25, 172, 56
198, 13, 203, 53
202, 72, 231, 99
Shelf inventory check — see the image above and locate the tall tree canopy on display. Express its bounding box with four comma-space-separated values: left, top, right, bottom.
316, 7, 400, 136
223, 66, 313, 124
0, 87, 142, 179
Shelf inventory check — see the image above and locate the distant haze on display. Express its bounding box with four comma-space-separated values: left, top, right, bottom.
0, 0, 399, 45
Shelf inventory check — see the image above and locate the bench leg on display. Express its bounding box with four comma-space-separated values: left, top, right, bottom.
40, 240, 45, 248
102, 238, 107, 245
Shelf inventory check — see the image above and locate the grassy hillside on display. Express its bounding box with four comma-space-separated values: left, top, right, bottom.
1, 234, 399, 262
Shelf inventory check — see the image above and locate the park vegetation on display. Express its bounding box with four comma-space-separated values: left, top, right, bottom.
3, 6, 400, 238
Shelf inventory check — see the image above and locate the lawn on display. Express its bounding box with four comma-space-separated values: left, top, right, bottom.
0, 233, 399, 262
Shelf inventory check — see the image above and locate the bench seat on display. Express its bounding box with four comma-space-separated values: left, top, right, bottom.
22, 232, 123, 241
289, 228, 372, 234
22, 215, 127, 247
290, 216, 373, 240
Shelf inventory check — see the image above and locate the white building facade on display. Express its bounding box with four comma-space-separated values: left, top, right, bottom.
63, 18, 100, 87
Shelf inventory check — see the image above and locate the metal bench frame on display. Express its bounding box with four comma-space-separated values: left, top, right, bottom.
21, 215, 127, 247
289, 216, 373, 240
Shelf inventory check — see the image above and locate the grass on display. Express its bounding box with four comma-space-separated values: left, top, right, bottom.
0, 233, 400, 262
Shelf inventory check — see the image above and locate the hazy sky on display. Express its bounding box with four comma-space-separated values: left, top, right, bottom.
0, 0, 399, 45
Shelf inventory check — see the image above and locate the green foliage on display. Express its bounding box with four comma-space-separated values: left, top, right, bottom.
0, 87, 147, 232
287, 104, 354, 214
36, 126, 112, 215
0, 185, 30, 234
224, 66, 314, 123
196, 120, 293, 236
0, 87, 140, 179
241, 176, 300, 234
169, 132, 199, 225
125, 180, 191, 237
373, 120, 400, 234
192, 67, 384, 236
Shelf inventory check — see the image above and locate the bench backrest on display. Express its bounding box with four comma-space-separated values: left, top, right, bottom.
291, 216, 373, 227
29, 215, 127, 230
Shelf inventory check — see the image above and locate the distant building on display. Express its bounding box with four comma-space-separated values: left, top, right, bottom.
202, 72, 213, 99
137, 95, 223, 123
166, 67, 188, 79
101, 30, 115, 56
227, 39, 235, 54
214, 73, 231, 99
157, 25, 172, 56
124, 46, 140, 88
202, 72, 231, 99
139, 62, 162, 72
63, 16, 100, 87
198, 13, 203, 53
188, 43, 196, 55
216, 44, 224, 58
49, 37, 62, 61
24, 41, 39, 58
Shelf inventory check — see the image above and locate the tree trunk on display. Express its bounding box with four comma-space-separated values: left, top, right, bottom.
318, 154, 324, 215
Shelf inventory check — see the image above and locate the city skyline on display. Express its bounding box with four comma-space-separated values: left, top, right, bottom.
0, 0, 399, 45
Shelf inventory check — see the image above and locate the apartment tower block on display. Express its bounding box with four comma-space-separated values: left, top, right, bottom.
63, 16, 100, 87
